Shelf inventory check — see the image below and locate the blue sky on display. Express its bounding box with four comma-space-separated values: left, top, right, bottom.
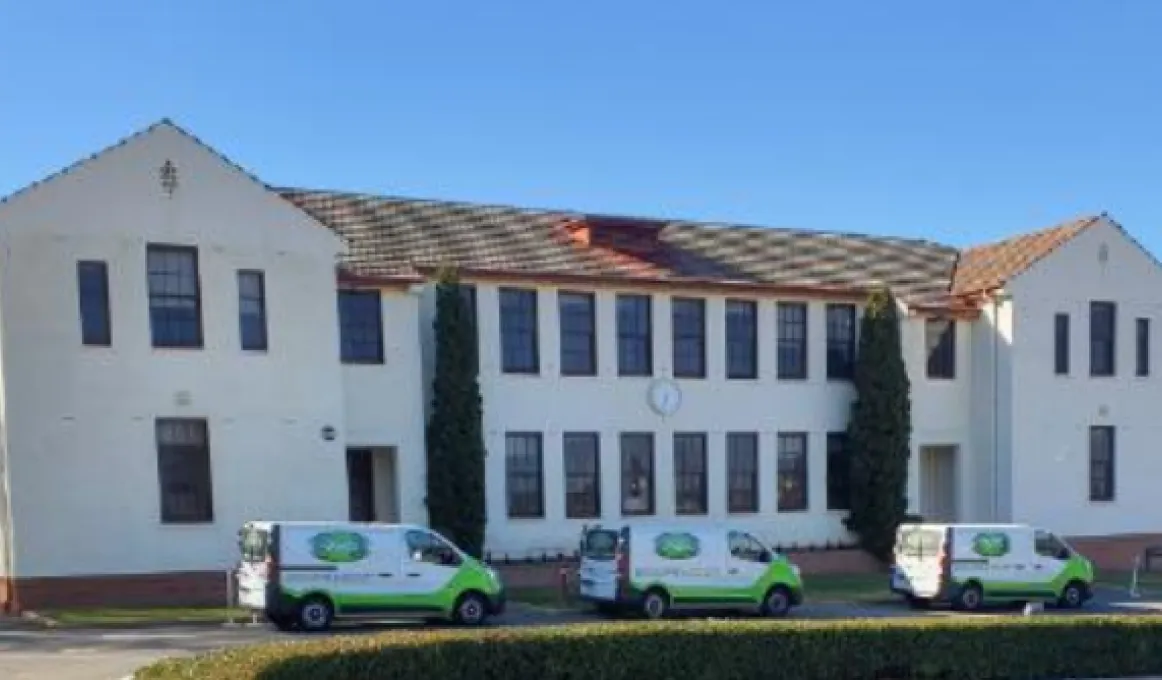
2, 1, 1160, 251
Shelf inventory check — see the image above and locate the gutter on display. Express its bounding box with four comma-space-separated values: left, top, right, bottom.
0, 243, 15, 610
992, 295, 1000, 521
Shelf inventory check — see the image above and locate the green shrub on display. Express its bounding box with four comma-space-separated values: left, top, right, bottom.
136, 616, 1162, 680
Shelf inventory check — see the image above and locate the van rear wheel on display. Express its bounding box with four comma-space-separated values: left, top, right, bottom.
641, 590, 669, 620
953, 583, 984, 612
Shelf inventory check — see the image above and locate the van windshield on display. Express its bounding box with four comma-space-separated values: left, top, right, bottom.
582, 529, 620, 560
239, 525, 271, 563
896, 527, 943, 558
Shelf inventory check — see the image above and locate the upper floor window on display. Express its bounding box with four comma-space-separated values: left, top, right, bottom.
1089, 425, 1115, 502
925, 318, 956, 379
500, 288, 539, 374
156, 418, 213, 524
617, 294, 652, 376
237, 270, 267, 351
1054, 313, 1070, 375
147, 245, 202, 349
1137, 318, 1150, 377
672, 297, 706, 378
559, 291, 596, 376
459, 284, 479, 371
726, 299, 758, 379
777, 302, 807, 380
77, 260, 111, 346
826, 304, 856, 380
1090, 301, 1116, 377
338, 289, 383, 363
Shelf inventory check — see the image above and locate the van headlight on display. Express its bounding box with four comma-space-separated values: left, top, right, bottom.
487, 567, 501, 586
791, 564, 801, 578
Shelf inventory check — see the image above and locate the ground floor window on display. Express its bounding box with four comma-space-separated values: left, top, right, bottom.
726, 432, 758, 513
505, 433, 544, 518
826, 432, 850, 510
777, 432, 808, 512
621, 433, 655, 515
673, 433, 708, 515
1089, 426, 1115, 502
564, 433, 600, 519
156, 418, 213, 524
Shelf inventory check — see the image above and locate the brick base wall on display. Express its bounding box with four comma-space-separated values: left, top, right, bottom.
1066, 533, 1162, 572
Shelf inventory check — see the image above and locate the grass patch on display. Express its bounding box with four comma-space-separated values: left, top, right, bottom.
510, 587, 587, 610
1095, 570, 1162, 595
804, 572, 891, 603
40, 606, 249, 627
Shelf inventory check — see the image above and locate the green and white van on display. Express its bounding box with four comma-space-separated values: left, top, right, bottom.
889, 522, 1095, 611
236, 521, 505, 632
577, 523, 804, 619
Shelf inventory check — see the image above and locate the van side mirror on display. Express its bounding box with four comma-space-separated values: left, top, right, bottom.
760, 550, 772, 564
1057, 547, 1071, 561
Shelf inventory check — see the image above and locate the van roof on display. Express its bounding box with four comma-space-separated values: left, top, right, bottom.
899, 523, 1032, 531
242, 520, 428, 532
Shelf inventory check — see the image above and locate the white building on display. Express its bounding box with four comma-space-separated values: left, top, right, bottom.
0, 120, 1158, 608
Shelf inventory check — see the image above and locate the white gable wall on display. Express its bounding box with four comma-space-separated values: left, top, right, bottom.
1007, 218, 1162, 537
0, 124, 351, 578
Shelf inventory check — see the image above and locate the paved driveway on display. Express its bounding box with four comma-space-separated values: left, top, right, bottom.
3, 589, 1159, 680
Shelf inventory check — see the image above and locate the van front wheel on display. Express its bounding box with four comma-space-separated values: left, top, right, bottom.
454, 592, 489, 626
762, 586, 792, 618
1059, 581, 1087, 609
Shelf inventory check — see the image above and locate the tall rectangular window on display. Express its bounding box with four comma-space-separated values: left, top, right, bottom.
338, 290, 384, 363
505, 433, 544, 518
925, 319, 956, 379
777, 432, 808, 512
237, 270, 267, 351
777, 302, 808, 379
1090, 301, 1116, 377
460, 284, 479, 371
826, 432, 850, 511
726, 299, 758, 379
156, 418, 213, 524
672, 298, 707, 378
77, 260, 111, 346
1089, 426, 1115, 502
500, 288, 539, 374
1137, 318, 1150, 377
673, 433, 708, 515
564, 433, 600, 519
1055, 313, 1070, 375
559, 291, 596, 376
617, 294, 652, 376
727, 432, 759, 513
620, 433, 655, 515
147, 245, 202, 348
826, 304, 857, 380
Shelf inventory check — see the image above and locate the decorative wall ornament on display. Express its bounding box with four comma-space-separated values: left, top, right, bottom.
159, 159, 179, 197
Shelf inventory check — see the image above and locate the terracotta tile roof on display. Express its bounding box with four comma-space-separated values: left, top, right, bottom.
278, 188, 961, 305
951, 216, 1101, 296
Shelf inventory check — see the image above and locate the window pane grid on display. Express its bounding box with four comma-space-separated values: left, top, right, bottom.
727, 432, 758, 513
672, 298, 706, 378
501, 288, 539, 373
777, 432, 808, 511
617, 295, 652, 376
78, 260, 111, 346
620, 433, 655, 515
338, 290, 384, 363
1054, 313, 1070, 375
1089, 426, 1115, 502
673, 433, 707, 514
726, 300, 757, 379
147, 245, 202, 348
826, 304, 856, 380
505, 433, 544, 518
564, 433, 600, 518
1090, 302, 1116, 377
559, 292, 596, 376
777, 302, 807, 379
238, 271, 267, 351
156, 418, 213, 523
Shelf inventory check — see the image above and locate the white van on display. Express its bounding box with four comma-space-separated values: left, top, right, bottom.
889, 522, 1095, 611
236, 521, 505, 631
577, 522, 804, 619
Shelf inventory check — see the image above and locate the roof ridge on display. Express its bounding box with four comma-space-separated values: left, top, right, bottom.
960, 214, 1103, 255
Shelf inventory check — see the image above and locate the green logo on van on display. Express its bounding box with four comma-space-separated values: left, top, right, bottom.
972, 532, 1010, 558
654, 532, 700, 560
310, 531, 370, 563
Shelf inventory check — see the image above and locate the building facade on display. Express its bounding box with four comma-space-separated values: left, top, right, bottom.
0, 120, 1157, 608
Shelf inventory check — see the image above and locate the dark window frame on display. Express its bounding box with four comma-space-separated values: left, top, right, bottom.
338, 289, 385, 364
826, 432, 850, 511
505, 432, 545, 518
459, 284, 479, 371
1089, 425, 1115, 502
925, 318, 956, 379
1090, 301, 1117, 377
617, 294, 653, 377
1054, 313, 1070, 376
77, 260, 111, 346
559, 291, 597, 377
672, 297, 707, 379
777, 302, 808, 380
673, 433, 708, 515
777, 432, 809, 512
726, 432, 759, 514
826, 304, 857, 380
156, 418, 214, 524
620, 432, 655, 516
726, 299, 758, 379
563, 432, 601, 519
237, 270, 268, 352
500, 288, 540, 374
1137, 317, 1150, 377
147, 244, 204, 349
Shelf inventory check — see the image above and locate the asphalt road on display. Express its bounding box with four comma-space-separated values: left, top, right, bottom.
3, 590, 1159, 680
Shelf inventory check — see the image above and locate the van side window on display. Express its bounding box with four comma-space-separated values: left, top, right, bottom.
1034, 531, 1069, 559
728, 531, 770, 563
405, 530, 462, 567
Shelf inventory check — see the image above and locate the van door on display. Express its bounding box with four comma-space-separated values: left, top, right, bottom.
893, 525, 946, 599
1031, 529, 1074, 598
723, 531, 772, 602
578, 527, 621, 602
395, 529, 465, 612
236, 523, 272, 610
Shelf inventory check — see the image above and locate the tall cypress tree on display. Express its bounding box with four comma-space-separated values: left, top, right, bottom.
845, 287, 913, 563
425, 266, 487, 557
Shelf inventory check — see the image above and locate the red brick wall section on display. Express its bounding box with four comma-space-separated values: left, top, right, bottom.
1065, 533, 1162, 572
12, 571, 226, 612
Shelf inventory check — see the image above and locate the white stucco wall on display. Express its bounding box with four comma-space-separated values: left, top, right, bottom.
0, 124, 351, 578
1007, 218, 1162, 537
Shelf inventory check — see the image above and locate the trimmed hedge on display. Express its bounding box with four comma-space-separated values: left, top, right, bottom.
136, 616, 1162, 680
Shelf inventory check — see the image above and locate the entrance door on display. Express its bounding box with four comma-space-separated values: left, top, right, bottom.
920, 446, 958, 523
347, 448, 376, 522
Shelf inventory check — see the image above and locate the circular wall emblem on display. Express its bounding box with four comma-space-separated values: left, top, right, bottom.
647, 379, 682, 417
